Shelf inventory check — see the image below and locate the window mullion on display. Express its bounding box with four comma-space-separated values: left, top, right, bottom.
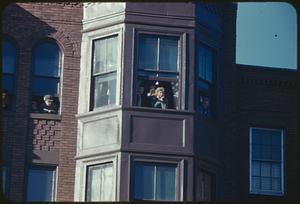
157, 37, 160, 72
154, 165, 157, 200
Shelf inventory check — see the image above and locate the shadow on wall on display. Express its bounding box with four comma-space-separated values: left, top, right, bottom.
2, 3, 57, 45
2, 3, 60, 166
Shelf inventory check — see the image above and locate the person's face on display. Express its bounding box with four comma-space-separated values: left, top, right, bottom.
45, 99, 53, 106
157, 90, 164, 98
202, 99, 209, 108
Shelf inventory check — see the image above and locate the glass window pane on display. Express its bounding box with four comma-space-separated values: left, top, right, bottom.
261, 145, 272, 160
86, 163, 114, 201
156, 165, 176, 201
262, 133, 272, 145
2, 74, 14, 93
197, 46, 213, 82
33, 42, 60, 77
159, 37, 178, 71
93, 72, 116, 108
106, 36, 118, 71
252, 176, 261, 190
271, 146, 281, 160
272, 178, 281, 192
261, 162, 271, 177
26, 168, 55, 201
93, 38, 106, 74
252, 161, 260, 176
2, 39, 15, 74
261, 177, 271, 191
271, 163, 281, 178
271, 131, 281, 146
252, 131, 262, 145
32, 77, 60, 96
252, 144, 262, 160
138, 35, 158, 70
134, 163, 155, 200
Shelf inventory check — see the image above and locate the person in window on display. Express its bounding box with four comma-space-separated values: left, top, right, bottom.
2, 90, 10, 110
200, 96, 211, 118
41, 94, 58, 114
153, 87, 168, 109
31, 100, 40, 113
146, 85, 157, 107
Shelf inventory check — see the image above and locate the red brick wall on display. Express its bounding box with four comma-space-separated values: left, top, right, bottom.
2, 3, 82, 201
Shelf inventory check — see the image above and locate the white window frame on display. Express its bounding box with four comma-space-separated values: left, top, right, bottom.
249, 127, 284, 196
87, 29, 122, 112
78, 154, 118, 201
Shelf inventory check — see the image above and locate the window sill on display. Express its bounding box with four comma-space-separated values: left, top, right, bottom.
249, 191, 284, 197
124, 106, 194, 115
29, 113, 61, 121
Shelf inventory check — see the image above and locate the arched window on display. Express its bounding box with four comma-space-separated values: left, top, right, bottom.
31, 40, 61, 113
2, 38, 16, 110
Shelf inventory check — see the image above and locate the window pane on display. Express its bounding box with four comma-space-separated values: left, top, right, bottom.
271, 146, 281, 160
106, 36, 118, 71
33, 42, 60, 77
93, 72, 116, 108
156, 165, 176, 201
262, 133, 272, 145
159, 37, 178, 71
271, 163, 281, 178
261, 145, 272, 160
261, 162, 271, 177
93, 36, 118, 74
252, 161, 260, 176
138, 35, 158, 70
134, 163, 155, 200
86, 163, 114, 201
2, 74, 14, 93
272, 178, 281, 191
252, 176, 261, 190
32, 77, 60, 96
26, 168, 55, 201
2, 39, 15, 74
261, 177, 271, 191
197, 46, 213, 82
93, 38, 106, 74
271, 131, 281, 146
252, 144, 262, 160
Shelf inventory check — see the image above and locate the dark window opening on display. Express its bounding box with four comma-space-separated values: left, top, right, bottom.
133, 162, 177, 201
31, 41, 61, 114
196, 44, 216, 118
135, 34, 181, 110
2, 38, 16, 111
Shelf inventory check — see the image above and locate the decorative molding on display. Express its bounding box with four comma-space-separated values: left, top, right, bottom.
34, 2, 82, 7
239, 76, 296, 88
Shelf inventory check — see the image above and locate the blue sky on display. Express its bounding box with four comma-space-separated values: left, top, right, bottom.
236, 2, 297, 69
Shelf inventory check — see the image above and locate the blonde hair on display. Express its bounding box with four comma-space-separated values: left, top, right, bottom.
155, 87, 165, 96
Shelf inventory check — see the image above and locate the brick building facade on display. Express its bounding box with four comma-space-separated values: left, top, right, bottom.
1, 2, 297, 202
